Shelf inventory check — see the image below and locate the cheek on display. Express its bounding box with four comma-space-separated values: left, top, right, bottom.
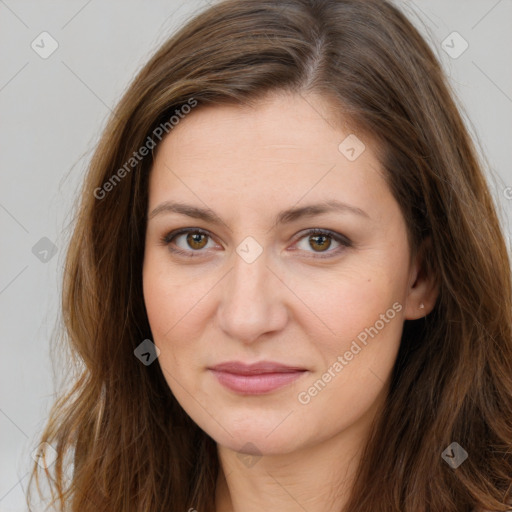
285, 259, 405, 349
285, 262, 407, 423
142, 250, 214, 339
291, 261, 406, 418
142, 253, 220, 390
292, 281, 404, 440
142, 255, 177, 351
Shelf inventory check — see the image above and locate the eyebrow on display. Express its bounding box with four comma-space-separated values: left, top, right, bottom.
148, 199, 369, 226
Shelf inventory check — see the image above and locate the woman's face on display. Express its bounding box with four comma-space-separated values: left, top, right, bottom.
143, 91, 433, 456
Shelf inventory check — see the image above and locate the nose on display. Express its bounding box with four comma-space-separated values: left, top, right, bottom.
216, 246, 289, 344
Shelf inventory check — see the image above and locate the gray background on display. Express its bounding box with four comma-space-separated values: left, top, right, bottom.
1, 1, 511, 510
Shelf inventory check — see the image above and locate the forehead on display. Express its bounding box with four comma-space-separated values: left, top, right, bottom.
148, 92, 390, 222
156, 92, 355, 162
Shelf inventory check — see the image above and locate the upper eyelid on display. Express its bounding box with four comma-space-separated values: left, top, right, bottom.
164, 227, 214, 245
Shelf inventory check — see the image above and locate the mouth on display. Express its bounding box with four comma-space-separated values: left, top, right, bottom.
208, 361, 308, 395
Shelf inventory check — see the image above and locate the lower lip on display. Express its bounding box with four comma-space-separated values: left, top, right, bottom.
209, 369, 306, 395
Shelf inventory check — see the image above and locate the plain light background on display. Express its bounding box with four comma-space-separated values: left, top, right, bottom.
1, 1, 511, 510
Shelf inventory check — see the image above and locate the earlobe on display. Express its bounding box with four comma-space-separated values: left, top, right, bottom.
404, 236, 439, 320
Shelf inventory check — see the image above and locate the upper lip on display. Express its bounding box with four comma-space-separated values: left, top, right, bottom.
209, 361, 307, 375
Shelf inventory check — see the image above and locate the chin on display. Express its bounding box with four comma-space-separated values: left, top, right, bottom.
200, 410, 306, 456
217, 432, 300, 457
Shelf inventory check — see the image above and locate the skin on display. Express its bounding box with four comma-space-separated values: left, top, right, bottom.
142, 91, 438, 512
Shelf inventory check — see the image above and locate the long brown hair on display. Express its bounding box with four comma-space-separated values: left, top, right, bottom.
27, 0, 512, 510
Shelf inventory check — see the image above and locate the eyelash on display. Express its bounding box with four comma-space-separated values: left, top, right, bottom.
159, 228, 352, 259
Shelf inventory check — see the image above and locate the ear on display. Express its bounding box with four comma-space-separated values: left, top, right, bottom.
404, 235, 439, 320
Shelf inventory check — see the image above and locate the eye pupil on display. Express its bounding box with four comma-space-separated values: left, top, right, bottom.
187, 232, 208, 249
310, 234, 331, 252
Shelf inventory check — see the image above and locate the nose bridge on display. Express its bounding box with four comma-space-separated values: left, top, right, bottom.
216, 240, 287, 343
231, 246, 268, 300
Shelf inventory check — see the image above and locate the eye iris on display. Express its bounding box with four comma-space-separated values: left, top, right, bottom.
309, 234, 331, 252
186, 232, 208, 250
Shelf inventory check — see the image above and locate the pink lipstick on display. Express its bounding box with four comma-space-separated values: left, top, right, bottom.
208, 361, 307, 395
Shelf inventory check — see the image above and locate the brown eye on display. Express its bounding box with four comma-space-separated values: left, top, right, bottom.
293, 229, 352, 259
186, 231, 208, 250
162, 228, 216, 257
308, 233, 332, 252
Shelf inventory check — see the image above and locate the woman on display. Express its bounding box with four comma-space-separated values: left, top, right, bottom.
27, 0, 512, 511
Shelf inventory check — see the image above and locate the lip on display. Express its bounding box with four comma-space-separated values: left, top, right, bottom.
208, 361, 308, 395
